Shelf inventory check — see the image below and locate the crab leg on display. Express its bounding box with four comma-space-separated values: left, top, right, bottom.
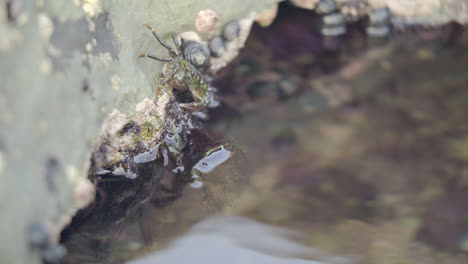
144, 24, 177, 55
138, 53, 172, 62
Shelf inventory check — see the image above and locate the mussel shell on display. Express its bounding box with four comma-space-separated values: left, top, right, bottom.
222, 20, 240, 41
320, 12, 346, 36
366, 7, 392, 37
321, 26, 347, 36
322, 12, 345, 27
42, 244, 66, 264
315, 0, 338, 15
340, 0, 370, 22
181, 41, 210, 68
208, 35, 226, 57
28, 222, 50, 249
366, 25, 391, 37
368, 7, 391, 25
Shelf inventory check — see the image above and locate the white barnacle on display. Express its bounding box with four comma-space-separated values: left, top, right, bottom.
195, 9, 219, 33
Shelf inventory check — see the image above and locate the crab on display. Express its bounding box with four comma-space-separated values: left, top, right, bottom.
139, 24, 213, 110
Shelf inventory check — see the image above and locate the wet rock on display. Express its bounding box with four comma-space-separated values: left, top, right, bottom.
192, 145, 232, 174
2, 1, 467, 264
28, 223, 50, 249
417, 188, 468, 252
195, 9, 219, 34
0, 1, 283, 263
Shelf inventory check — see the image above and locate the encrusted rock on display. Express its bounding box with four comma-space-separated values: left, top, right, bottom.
255, 4, 279, 27
195, 9, 220, 33
90, 98, 165, 178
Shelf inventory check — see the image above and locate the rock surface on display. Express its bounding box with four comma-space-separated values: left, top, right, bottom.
0, 0, 279, 263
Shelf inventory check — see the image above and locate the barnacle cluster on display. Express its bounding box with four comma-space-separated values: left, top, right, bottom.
208, 20, 242, 58
293, 0, 394, 39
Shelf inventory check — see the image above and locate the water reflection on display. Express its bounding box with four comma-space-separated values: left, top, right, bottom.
129, 215, 353, 264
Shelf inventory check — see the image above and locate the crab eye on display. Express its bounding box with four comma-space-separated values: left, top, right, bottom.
181, 41, 210, 68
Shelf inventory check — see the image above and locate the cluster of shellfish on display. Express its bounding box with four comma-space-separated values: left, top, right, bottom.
176, 19, 243, 72
181, 1, 394, 69
304, 0, 393, 39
